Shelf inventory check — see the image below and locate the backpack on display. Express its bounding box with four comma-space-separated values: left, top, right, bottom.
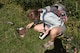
44, 3, 67, 23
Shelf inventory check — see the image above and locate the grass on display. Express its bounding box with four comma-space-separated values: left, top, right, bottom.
0, 3, 50, 53
0, 3, 80, 53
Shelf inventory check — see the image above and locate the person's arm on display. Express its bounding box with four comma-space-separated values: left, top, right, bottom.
26, 22, 34, 29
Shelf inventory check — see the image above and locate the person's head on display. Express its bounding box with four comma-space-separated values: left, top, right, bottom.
27, 9, 42, 21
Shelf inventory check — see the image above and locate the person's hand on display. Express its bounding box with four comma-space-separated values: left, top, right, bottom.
26, 22, 34, 29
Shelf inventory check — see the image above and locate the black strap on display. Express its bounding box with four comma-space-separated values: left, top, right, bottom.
42, 9, 47, 32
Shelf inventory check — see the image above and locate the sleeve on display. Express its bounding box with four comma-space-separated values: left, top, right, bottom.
34, 20, 40, 25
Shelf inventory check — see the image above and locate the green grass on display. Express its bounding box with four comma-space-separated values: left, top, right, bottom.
0, 3, 50, 53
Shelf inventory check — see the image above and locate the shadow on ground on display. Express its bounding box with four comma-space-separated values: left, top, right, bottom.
44, 38, 67, 53
0, 3, 4, 9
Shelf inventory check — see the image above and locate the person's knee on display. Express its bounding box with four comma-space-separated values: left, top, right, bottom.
34, 25, 42, 32
33, 24, 45, 32
34, 26, 39, 31
50, 27, 60, 35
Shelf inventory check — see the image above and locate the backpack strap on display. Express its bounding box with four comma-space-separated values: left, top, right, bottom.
42, 9, 47, 32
